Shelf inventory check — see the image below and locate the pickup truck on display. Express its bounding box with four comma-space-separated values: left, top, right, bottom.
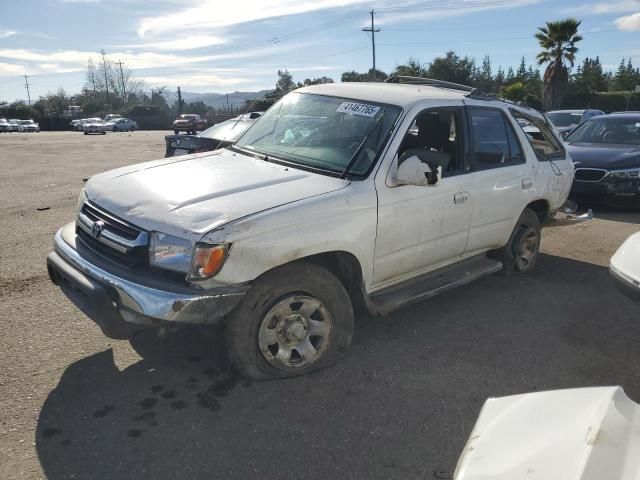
172, 114, 208, 134
47, 79, 581, 380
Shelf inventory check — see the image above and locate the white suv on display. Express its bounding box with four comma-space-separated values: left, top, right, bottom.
47, 78, 579, 379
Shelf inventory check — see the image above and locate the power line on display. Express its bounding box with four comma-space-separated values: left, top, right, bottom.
362, 9, 380, 80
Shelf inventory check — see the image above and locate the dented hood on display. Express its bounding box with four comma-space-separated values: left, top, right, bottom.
84, 149, 349, 239
454, 387, 640, 480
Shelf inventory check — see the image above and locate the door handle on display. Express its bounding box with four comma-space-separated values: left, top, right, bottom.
454, 191, 469, 204
522, 178, 533, 189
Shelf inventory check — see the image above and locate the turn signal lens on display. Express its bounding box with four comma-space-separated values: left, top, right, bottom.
189, 244, 228, 280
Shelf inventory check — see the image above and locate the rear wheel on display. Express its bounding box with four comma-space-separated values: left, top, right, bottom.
493, 208, 541, 273
225, 263, 354, 380
83, 131, 88, 135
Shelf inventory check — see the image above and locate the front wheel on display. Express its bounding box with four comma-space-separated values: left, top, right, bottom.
174, 130, 179, 135
113, 126, 118, 132
225, 263, 354, 380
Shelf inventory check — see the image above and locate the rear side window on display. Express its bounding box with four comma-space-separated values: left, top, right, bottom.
511, 110, 564, 160
469, 108, 524, 169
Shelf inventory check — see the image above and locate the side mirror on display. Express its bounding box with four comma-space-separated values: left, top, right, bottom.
394, 155, 442, 186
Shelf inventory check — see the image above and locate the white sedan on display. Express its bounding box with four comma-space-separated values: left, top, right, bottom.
83, 120, 107, 135
18, 120, 40, 132
610, 231, 640, 302
104, 117, 137, 132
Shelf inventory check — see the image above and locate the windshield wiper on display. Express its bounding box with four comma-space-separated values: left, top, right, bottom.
228, 144, 270, 163
340, 112, 385, 179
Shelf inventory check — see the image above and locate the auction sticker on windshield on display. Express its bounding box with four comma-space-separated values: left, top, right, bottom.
336, 102, 381, 117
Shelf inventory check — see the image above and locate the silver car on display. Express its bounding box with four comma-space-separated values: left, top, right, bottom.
104, 117, 137, 132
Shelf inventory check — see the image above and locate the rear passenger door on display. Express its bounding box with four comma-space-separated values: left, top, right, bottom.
464, 106, 532, 254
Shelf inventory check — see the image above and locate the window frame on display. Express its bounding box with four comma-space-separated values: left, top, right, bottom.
466, 106, 526, 172
396, 106, 471, 178
509, 108, 567, 162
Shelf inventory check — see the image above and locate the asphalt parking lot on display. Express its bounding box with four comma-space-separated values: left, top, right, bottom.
1, 131, 640, 480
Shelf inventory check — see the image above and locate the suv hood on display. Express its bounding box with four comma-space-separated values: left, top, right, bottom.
567, 143, 640, 170
84, 149, 349, 240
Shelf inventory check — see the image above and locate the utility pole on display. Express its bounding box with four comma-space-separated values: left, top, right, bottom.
116, 60, 126, 103
177, 86, 183, 114
24, 73, 32, 106
100, 49, 110, 106
362, 9, 380, 81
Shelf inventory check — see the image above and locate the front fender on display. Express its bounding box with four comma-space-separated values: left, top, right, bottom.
201, 181, 377, 290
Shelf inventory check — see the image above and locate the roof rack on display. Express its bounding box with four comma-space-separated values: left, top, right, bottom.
384, 75, 474, 93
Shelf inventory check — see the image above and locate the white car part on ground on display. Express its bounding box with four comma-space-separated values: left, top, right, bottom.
454, 386, 640, 480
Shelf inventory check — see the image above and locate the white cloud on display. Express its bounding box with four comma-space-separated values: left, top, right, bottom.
137, 0, 370, 36
563, 0, 640, 14
115, 35, 227, 51
0, 62, 24, 75
376, 0, 542, 25
615, 12, 640, 30
0, 29, 16, 38
0, 41, 311, 74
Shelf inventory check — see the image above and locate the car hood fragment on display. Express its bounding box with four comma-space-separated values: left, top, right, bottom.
454, 386, 640, 480
567, 143, 640, 170
84, 149, 349, 240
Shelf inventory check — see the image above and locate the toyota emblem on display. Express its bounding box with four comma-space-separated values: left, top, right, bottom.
91, 220, 105, 238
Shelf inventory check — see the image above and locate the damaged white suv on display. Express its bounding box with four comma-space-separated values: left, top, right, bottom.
48, 78, 580, 379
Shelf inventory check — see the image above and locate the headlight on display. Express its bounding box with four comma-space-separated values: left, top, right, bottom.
149, 232, 194, 274
189, 244, 229, 280
76, 189, 87, 213
610, 168, 640, 179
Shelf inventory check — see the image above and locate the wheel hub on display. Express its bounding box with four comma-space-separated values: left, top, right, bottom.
258, 295, 333, 370
279, 315, 309, 344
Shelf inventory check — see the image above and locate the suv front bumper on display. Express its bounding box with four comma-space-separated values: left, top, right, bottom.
47, 224, 248, 338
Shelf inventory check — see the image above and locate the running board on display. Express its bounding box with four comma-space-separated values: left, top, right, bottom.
365, 255, 503, 315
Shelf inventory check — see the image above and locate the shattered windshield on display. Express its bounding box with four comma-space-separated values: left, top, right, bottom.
235, 92, 401, 176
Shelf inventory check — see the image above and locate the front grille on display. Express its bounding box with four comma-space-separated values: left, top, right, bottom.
76, 202, 149, 269
575, 168, 608, 182
81, 203, 140, 240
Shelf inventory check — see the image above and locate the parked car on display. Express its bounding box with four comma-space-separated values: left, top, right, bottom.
104, 117, 137, 132
104, 114, 122, 122
610, 231, 640, 303
70, 119, 82, 130
76, 118, 102, 132
454, 386, 640, 479
8, 119, 21, 132
546, 109, 605, 136
0, 118, 11, 132
164, 112, 264, 157
172, 113, 207, 134
566, 112, 640, 208
18, 119, 40, 132
47, 79, 580, 380
83, 119, 107, 135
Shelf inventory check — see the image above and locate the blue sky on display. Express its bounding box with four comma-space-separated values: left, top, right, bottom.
1, 0, 639, 102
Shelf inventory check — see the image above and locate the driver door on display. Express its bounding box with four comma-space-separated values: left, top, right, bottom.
373, 105, 473, 289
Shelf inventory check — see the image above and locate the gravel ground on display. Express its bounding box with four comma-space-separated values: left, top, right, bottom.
1, 131, 640, 480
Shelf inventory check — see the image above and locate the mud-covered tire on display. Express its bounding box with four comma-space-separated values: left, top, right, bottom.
224, 262, 354, 380
492, 208, 541, 273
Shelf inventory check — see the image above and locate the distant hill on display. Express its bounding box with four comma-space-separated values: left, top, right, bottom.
161, 90, 272, 110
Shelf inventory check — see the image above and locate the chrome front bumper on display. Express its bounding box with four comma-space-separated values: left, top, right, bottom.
47, 226, 248, 337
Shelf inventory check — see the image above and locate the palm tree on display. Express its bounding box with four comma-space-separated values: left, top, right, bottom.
535, 18, 583, 110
